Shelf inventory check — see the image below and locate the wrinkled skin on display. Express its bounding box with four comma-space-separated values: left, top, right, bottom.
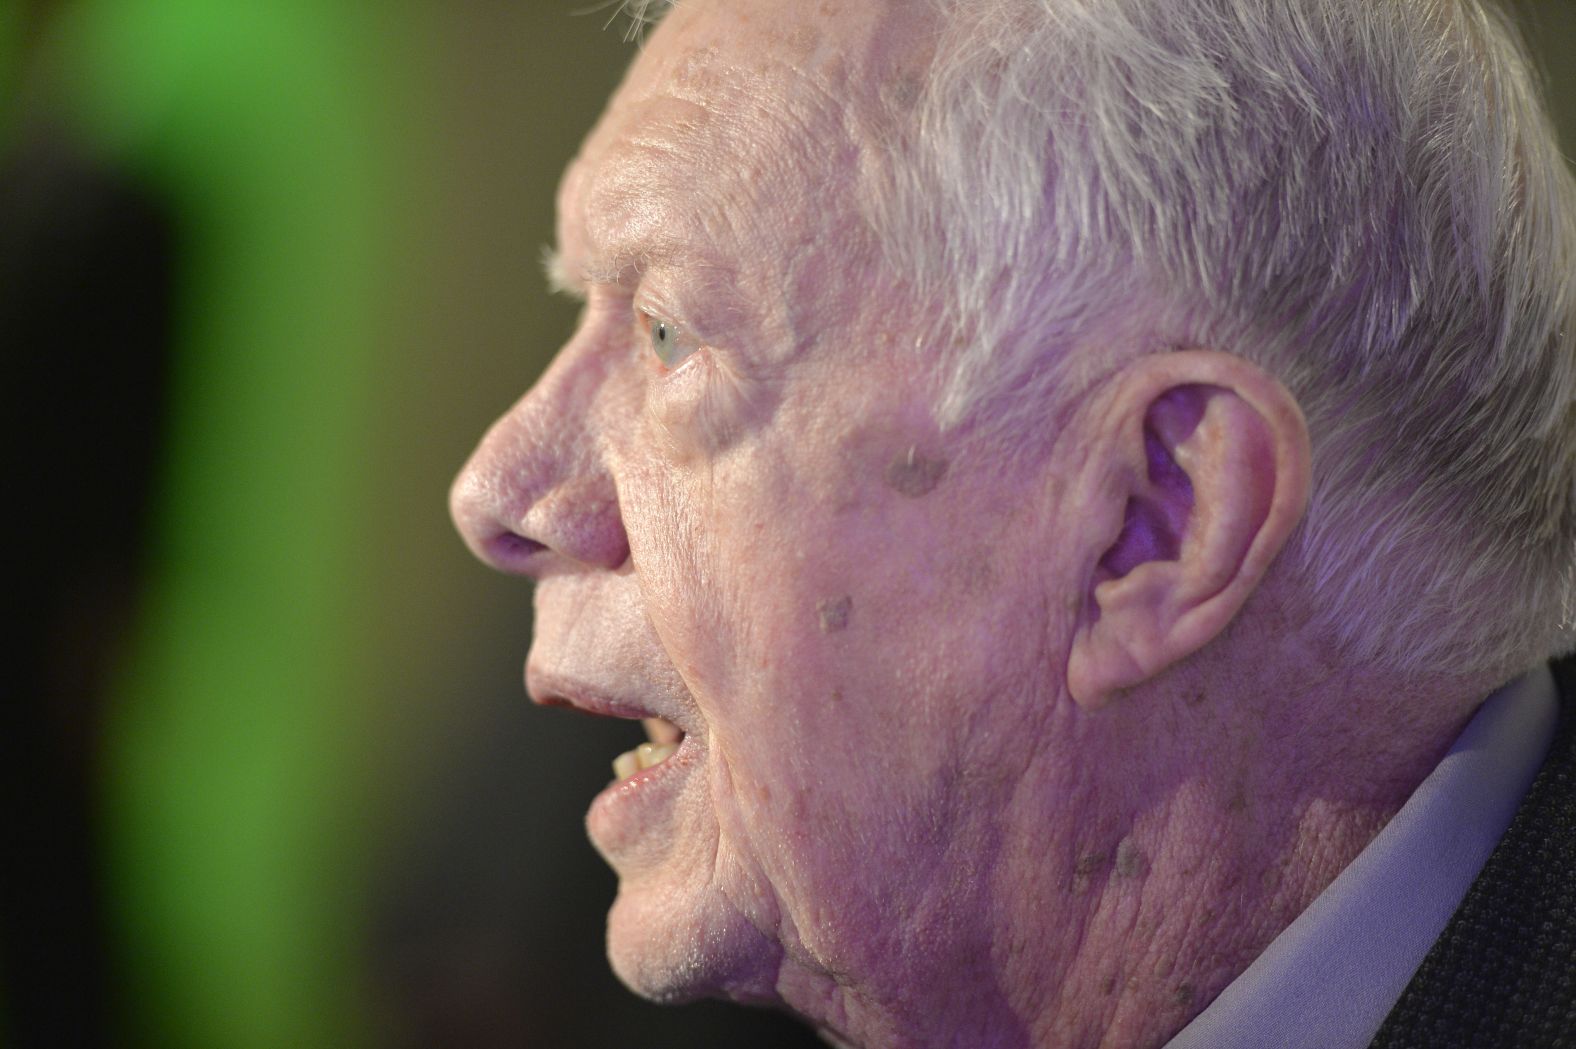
449, 2, 1483, 1046
455, 3, 1063, 1037
451, 0, 1062, 1034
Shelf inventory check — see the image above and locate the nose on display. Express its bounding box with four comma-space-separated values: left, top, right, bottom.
449, 341, 631, 576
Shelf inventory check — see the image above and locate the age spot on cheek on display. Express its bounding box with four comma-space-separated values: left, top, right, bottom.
885, 445, 949, 497
818, 595, 853, 633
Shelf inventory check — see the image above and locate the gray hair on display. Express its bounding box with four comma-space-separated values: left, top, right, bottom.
861, 0, 1576, 679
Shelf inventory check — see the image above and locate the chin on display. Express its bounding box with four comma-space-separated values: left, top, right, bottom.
605, 875, 785, 1006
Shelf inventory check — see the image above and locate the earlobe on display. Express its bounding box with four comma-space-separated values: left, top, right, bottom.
1065, 352, 1310, 708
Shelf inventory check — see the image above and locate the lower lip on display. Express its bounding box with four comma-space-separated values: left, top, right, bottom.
586, 735, 698, 848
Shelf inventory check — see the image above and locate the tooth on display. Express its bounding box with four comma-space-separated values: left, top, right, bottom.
643, 717, 683, 745
635, 742, 678, 770
612, 749, 639, 781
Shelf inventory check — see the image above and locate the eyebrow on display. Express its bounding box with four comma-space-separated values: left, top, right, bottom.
540, 245, 585, 300
542, 149, 744, 320
540, 232, 666, 301
541, 213, 724, 306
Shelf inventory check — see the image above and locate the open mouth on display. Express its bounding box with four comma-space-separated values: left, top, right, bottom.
530, 670, 701, 851
528, 670, 692, 787
612, 717, 687, 781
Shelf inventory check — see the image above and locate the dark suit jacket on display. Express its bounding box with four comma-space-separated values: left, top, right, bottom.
1368, 658, 1576, 1048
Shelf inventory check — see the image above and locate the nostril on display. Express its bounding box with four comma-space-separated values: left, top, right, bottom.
487, 532, 547, 569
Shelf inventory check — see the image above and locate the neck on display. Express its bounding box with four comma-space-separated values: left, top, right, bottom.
807, 644, 1491, 1048
1006, 653, 1487, 1048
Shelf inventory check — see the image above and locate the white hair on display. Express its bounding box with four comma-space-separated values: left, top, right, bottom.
608, 0, 676, 39
858, 0, 1576, 679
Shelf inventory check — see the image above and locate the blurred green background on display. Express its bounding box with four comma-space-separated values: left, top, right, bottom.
1, 2, 1573, 1047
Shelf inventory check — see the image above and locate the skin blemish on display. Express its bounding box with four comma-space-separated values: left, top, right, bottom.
885, 445, 949, 497
818, 595, 853, 633
1173, 983, 1197, 1009
1074, 851, 1107, 876
876, 73, 923, 124
1072, 850, 1107, 892
1114, 836, 1149, 878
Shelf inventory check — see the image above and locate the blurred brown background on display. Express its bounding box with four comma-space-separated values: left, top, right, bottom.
2, 1, 1573, 1047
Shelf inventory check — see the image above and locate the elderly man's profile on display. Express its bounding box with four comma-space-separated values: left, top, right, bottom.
449, 0, 1576, 1045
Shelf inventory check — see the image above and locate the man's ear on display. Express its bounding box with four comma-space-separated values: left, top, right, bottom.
1065, 350, 1311, 708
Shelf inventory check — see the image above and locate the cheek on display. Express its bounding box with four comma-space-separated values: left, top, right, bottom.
705, 502, 989, 819
626, 450, 1055, 981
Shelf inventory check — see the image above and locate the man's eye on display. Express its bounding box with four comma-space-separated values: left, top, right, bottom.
645, 314, 699, 368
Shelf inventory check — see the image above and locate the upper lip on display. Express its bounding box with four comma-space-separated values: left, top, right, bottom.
526, 664, 680, 729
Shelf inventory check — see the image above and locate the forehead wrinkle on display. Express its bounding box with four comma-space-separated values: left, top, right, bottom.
688, 71, 876, 361
560, 20, 899, 357
586, 136, 705, 267
563, 93, 741, 288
